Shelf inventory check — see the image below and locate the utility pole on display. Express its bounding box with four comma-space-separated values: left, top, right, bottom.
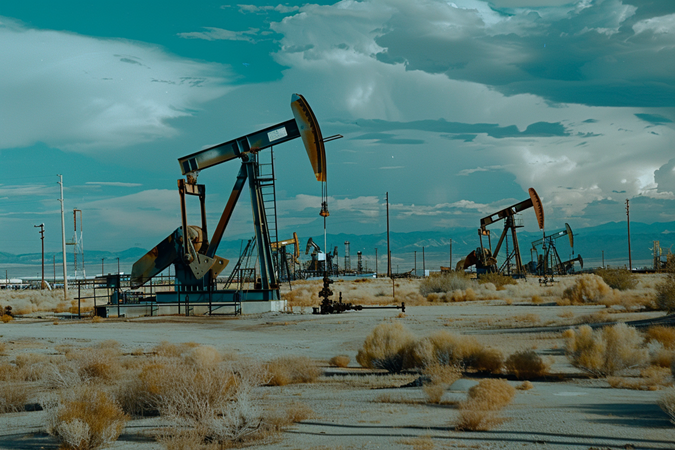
449, 239, 453, 270
117, 257, 120, 274
386, 192, 391, 278
34, 224, 45, 289
375, 248, 378, 277
53, 255, 56, 285
422, 246, 425, 276
626, 199, 632, 271
414, 251, 417, 277
101, 258, 105, 275
602, 250, 605, 268
57, 175, 68, 299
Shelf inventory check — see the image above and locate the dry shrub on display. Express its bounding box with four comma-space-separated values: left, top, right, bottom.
562, 275, 612, 304
1, 315, 13, 323
281, 286, 320, 308
263, 401, 314, 431
645, 326, 675, 350
356, 322, 417, 373
91, 316, 103, 323
146, 360, 268, 444
399, 436, 435, 450
531, 295, 544, 304
266, 356, 321, 386
517, 381, 534, 391
65, 348, 121, 382
659, 387, 675, 425
419, 273, 470, 296
0, 362, 21, 382
15, 353, 50, 381
655, 274, 675, 313
445, 288, 477, 302
184, 346, 222, 368
0, 342, 6, 355
576, 310, 611, 324
473, 348, 504, 374
564, 323, 649, 376
456, 379, 515, 431
607, 366, 672, 390
422, 364, 461, 404
408, 331, 483, 369
46, 388, 128, 450
650, 346, 674, 368
596, 268, 638, 290
0, 383, 28, 413
505, 350, 549, 380
328, 355, 350, 368
477, 273, 517, 289
558, 309, 575, 319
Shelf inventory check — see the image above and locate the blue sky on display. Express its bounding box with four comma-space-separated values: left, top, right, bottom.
1, 0, 674, 256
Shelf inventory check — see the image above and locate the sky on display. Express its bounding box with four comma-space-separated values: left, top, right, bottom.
1, 0, 674, 258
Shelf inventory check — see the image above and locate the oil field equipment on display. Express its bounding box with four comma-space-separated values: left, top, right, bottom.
463, 188, 544, 276
130, 94, 332, 304
529, 223, 583, 275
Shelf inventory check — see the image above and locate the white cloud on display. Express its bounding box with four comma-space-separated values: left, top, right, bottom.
85, 182, 142, 187
0, 18, 232, 152
178, 27, 260, 42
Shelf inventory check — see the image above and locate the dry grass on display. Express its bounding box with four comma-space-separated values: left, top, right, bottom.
659, 386, 675, 425
0, 383, 28, 413
564, 323, 649, 376
422, 364, 462, 404
607, 366, 672, 390
596, 268, 638, 290
644, 326, 675, 350
263, 401, 314, 431
517, 381, 534, 391
472, 348, 504, 374
504, 350, 549, 380
531, 295, 544, 304
46, 387, 128, 450
477, 273, 517, 290
356, 322, 417, 373
562, 274, 612, 304
456, 379, 515, 431
399, 436, 435, 450
407, 331, 483, 369
0, 290, 92, 315
655, 274, 675, 313
419, 273, 470, 296
266, 356, 321, 386
328, 355, 350, 368
2, 314, 13, 323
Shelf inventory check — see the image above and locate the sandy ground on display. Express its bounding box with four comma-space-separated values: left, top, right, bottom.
0, 275, 674, 449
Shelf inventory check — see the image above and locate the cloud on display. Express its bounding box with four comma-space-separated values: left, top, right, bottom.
0, 18, 232, 152
655, 158, 675, 194
370, 0, 674, 107
85, 182, 143, 187
177, 27, 260, 42
341, 118, 569, 139
635, 113, 674, 125
237, 4, 300, 14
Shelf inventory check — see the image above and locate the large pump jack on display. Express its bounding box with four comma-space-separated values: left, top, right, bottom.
130, 94, 330, 302
530, 224, 583, 275
463, 188, 544, 276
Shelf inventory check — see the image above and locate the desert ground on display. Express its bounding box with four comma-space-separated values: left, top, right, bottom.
0, 272, 674, 450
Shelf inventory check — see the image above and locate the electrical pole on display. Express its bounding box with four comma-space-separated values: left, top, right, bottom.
602, 250, 605, 268
101, 258, 105, 275
375, 248, 378, 277
414, 251, 417, 277
117, 257, 120, 274
34, 224, 45, 289
57, 175, 68, 299
449, 239, 453, 270
422, 246, 425, 276
626, 199, 632, 271
386, 192, 391, 278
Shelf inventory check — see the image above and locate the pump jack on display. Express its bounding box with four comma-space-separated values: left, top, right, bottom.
130, 94, 331, 304
530, 224, 583, 275
463, 188, 544, 276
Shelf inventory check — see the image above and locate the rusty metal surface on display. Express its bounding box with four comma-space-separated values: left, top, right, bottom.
529, 187, 544, 230
291, 93, 326, 182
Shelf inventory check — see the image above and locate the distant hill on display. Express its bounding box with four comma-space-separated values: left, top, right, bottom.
2, 221, 672, 277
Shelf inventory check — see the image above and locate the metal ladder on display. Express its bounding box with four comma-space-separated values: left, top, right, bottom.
255, 148, 280, 276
